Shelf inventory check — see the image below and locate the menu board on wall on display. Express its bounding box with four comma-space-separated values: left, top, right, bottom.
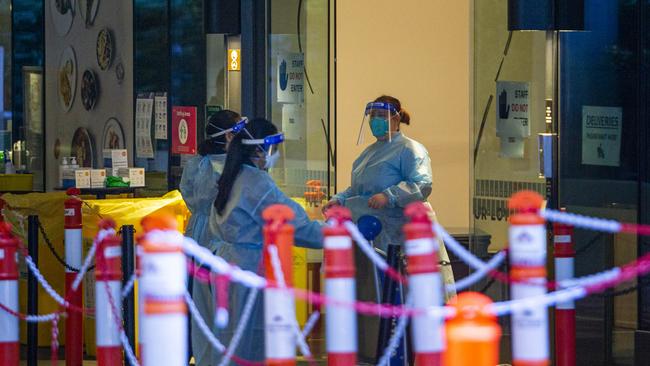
154, 93, 168, 140
276, 52, 304, 104
172, 106, 197, 155
136, 95, 154, 158
282, 104, 305, 141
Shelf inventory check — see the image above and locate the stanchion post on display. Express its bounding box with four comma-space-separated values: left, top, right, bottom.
323, 206, 357, 366
121, 225, 136, 358
64, 188, 84, 366
140, 214, 187, 366
444, 292, 501, 366
95, 220, 123, 365
0, 222, 20, 365
403, 202, 444, 366
553, 209, 576, 366
27, 215, 39, 366
508, 191, 550, 366
262, 204, 297, 366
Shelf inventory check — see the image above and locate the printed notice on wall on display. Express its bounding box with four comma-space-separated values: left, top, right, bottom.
496, 81, 530, 138
135, 95, 154, 158
172, 106, 197, 155
276, 52, 304, 104
581, 106, 622, 167
281, 104, 305, 141
154, 93, 168, 140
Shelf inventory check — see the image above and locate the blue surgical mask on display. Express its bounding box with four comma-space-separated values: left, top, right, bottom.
369, 117, 389, 137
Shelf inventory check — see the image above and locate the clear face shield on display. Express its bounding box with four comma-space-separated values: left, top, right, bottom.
356, 102, 399, 145
241, 132, 285, 169
207, 117, 249, 140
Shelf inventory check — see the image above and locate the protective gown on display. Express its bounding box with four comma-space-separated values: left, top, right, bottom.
332, 132, 455, 360
179, 154, 226, 366
208, 164, 323, 365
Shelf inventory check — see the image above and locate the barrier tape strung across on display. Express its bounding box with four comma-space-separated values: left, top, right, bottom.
301, 311, 321, 338
71, 228, 114, 291
0, 301, 62, 322
435, 223, 624, 291
452, 251, 506, 292
343, 221, 407, 284
122, 272, 137, 299
50, 313, 61, 365
7, 206, 650, 365
184, 292, 263, 366
217, 287, 260, 366
377, 293, 413, 366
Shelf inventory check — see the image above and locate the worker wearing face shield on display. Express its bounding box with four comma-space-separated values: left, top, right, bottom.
208, 118, 323, 365
323, 95, 455, 361
180, 110, 245, 366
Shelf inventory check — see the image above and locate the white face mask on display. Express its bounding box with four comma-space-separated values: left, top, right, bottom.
263, 151, 280, 169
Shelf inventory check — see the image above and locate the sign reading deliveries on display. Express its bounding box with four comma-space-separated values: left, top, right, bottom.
496, 81, 531, 138
172, 106, 197, 155
277, 52, 304, 104
581, 106, 622, 167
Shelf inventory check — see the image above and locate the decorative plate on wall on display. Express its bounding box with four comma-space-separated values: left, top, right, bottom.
50, 0, 75, 36
101, 118, 125, 159
96, 28, 114, 71
79, 0, 99, 27
58, 46, 77, 112
81, 69, 99, 111
71, 127, 95, 168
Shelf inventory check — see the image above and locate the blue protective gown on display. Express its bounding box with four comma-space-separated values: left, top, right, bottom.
332, 133, 455, 361
179, 154, 226, 366
208, 164, 323, 365
332, 132, 433, 252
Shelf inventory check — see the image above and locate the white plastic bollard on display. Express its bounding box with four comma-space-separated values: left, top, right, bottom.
0, 222, 19, 366
263, 205, 297, 366
64, 187, 84, 366
508, 191, 550, 366
403, 202, 444, 366
95, 220, 123, 365
140, 215, 187, 366
323, 206, 357, 366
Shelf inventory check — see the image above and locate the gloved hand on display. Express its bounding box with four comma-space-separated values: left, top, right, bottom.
321, 199, 340, 214
368, 193, 389, 209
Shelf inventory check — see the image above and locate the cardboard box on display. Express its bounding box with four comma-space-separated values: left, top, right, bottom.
75, 169, 91, 189
90, 169, 106, 188
118, 168, 145, 187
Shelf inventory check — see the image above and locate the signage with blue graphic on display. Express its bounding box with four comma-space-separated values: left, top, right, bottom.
276, 52, 304, 104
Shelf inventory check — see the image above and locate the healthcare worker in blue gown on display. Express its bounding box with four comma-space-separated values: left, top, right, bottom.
208, 118, 323, 365
322, 95, 454, 360
180, 109, 244, 366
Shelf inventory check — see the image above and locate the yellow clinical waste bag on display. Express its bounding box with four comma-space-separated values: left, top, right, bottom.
2, 191, 68, 346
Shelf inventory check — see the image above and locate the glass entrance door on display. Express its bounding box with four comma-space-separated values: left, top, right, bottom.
474, 2, 642, 365
472, 0, 557, 363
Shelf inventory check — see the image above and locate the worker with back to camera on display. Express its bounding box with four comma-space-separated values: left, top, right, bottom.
208, 117, 323, 365
179, 109, 247, 366
323, 95, 455, 359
